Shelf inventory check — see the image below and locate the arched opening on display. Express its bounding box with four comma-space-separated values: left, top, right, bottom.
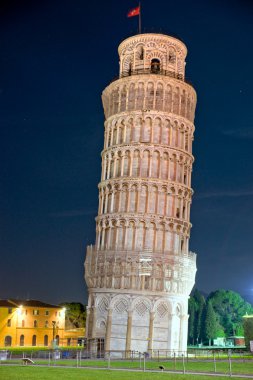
55, 335, 60, 346
32, 335, 37, 346
128, 62, 132, 76
20, 334, 24, 346
151, 58, 160, 73
136, 45, 144, 60
4, 336, 12, 347
44, 335, 48, 346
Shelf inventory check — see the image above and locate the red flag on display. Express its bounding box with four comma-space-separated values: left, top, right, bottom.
127, 6, 140, 18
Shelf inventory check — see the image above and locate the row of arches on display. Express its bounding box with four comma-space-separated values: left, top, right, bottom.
96, 294, 185, 316
99, 180, 192, 198
98, 183, 191, 220
104, 116, 193, 152
95, 218, 190, 253
103, 81, 195, 121
4, 334, 59, 347
120, 45, 179, 75
101, 149, 192, 186
87, 260, 193, 294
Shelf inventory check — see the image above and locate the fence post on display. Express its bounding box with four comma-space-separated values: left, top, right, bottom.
108, 351, 110, 369
139, 352, 142, 369
143, 353, 145, 372
182, 354, 185, 374
213, 351, 216, 373
48, 351, 51, 366
228, 352, 232, 377
173, 352, 176, 370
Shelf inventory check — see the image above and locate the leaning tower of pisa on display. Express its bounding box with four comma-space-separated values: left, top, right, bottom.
85, 33, 197, 354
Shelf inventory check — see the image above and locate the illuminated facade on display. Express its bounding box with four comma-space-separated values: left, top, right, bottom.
85, 33, 197, 353
0, 299, 82, 347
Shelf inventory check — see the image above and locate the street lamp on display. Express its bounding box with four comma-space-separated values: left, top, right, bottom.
52, 320, 56, 341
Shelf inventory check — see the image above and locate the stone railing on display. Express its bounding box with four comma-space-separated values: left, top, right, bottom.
84, 245, 196, 295
109, 68, 193, 86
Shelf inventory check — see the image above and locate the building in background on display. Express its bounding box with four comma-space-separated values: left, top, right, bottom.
243, 315, 253, 351
0, 299, 84, 347
85, 33, 197, 354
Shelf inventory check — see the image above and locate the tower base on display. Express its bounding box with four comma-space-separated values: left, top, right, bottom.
86, 290, 189, 355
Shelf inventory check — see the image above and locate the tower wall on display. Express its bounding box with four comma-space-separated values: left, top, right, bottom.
85, 33, 197, 354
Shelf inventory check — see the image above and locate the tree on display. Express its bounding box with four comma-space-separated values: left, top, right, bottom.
204, 301, 220, 346
188, 289, 207, 345
60, 302, 86, 329
208, 290, 253, 336
188, 296, 196, 345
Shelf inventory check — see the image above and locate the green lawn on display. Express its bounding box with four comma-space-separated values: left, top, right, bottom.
0, 366, 249, 380
1, 358, 253, 375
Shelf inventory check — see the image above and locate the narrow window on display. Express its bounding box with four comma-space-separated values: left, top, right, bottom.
4, 336, 12, 347
151, 59, 160, 73
34, 320, 38, 328
44, 335, 48, 346
7, 319, 11, 327
32, 335, 37, 346
20, 335, 25, 346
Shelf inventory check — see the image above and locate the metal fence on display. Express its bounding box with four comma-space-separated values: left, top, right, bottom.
0, 348, 252, 377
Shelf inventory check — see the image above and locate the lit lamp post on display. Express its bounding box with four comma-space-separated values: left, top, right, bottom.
52, 320, 56, 348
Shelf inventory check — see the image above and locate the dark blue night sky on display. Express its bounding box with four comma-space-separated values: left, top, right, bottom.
0, 0, 253, 305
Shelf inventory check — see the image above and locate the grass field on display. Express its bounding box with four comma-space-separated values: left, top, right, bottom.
0, 366, 250, 380
1, 358, 253, 375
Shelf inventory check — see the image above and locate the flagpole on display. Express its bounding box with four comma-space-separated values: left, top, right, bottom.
139, 1, 141, 34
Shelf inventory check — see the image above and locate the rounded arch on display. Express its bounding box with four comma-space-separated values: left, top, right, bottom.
44, 335, 48, 347
110, 294, 130, 312
154, 299, 172, 316
168, 47, 176, 64
151, 58, 161, 73
55, 335, 59, 346
96, 295, 110, 311
32, 335, 37, 346
131, 296, 152, 314
147, 51, 165, 67
135, 44, 144, 60
96, 317, 107, 330
173, 303, 182, 316
4, 336, 12, 347
122, 55, 133, 76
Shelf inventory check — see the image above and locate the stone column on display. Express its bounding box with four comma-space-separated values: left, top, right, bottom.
167, 312, 175, 350
179, 314, 189, 353
85, 307, 91, 338
148, 311, 155, 352
105, 309, 113, 351
125, 311, 133, 352
91, 307, 97, 339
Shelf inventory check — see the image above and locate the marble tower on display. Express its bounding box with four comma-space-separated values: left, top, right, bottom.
85, 33, 197, 354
